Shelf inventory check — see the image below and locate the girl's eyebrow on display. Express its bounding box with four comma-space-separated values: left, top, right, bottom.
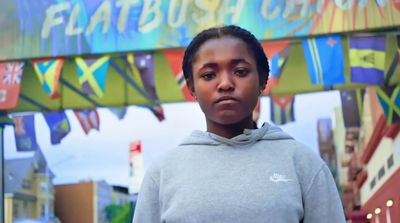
199, 59, 250, 70
199, 62, 218, 70
231, 58, 251, 65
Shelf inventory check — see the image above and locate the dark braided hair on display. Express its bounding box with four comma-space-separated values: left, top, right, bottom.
182, 25, 270, 86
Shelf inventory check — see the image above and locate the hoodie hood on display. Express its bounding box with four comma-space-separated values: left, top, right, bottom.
179, 122, 293, 147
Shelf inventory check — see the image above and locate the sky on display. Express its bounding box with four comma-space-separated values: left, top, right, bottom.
4, 90, 342, 187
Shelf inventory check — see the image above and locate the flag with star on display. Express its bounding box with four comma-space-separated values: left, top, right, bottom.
0, 62, 24, 110
270, 95, 295, 125
302, 35, 345, 86
43, 111, 71, 145
13, 114, 39, 151
340, 89, 365, 128
31, 58, 64, 99
349, 35, 386, 85
75, 56, 110, 98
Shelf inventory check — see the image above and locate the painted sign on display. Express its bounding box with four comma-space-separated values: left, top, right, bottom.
0, 0, 399, 60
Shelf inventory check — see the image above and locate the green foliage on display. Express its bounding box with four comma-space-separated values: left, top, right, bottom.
105, 202, 134, 223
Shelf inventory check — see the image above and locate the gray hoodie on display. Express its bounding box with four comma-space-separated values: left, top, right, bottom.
133, 123, 346, 223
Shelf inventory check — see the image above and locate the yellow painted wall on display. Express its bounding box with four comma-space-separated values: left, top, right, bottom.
333, 106, 349, 186
5, 195, 13, 223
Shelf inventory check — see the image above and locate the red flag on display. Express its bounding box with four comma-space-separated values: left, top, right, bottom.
164, 50, 195, 102
0, 62, 24, 110
262, 40, 291, 58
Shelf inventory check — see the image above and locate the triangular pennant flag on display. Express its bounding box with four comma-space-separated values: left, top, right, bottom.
31, 58, 64, 99
302, 35, 345, 86
75, 56, 110, 98
349, 35, 386, 85
262, 40, 291, 58
164, 50, 195, 102
109, 107, 127, 120
123, 53, 166, 122
43, 111, 71, 145
73, 109, 100, 134
149, 105, 165, 122
133, 53, 159, 102
269, 46, 290, 79
13, 114, 39, 151
383, 35, 400, 86
376, 85, 400, 124
270, 95, 295, 125
0, 62, 24, 110
340, 89, 365, 128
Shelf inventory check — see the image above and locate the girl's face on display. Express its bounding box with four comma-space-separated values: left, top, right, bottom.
188, 36, 262, 131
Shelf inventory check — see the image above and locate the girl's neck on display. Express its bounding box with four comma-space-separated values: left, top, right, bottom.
206, 117, 256, 139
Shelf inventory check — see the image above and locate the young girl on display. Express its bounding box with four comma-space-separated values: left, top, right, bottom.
133, 25, 345, 223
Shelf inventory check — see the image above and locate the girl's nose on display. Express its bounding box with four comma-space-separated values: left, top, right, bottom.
217, 72, 234, 92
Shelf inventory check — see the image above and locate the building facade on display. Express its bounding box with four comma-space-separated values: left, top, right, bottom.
333, 88, 400, 223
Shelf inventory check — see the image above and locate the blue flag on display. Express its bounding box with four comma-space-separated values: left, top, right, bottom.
43, 111, 71, 145
349, 35, 386, 85
302, 35, 345, 86
13, 115, 39, 152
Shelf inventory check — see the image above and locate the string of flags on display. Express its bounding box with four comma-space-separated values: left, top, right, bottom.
0, 34, 399, 133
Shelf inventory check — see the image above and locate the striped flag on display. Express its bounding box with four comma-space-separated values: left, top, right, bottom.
0, 62, 25, 110
73, 109, 100, 134
43, 111, 71, 145
349, 35, 386, 85
302, 35, 345, 86
31, 58, 64, 99
270, 95, 295, 125
164, 50, 195, 102
13, 114, 39, 151
75, 56, 110, 98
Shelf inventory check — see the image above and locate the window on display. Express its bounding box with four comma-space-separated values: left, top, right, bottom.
370, 177, 376, 190
41, 204, 46, 217
387, 154, 394, 169
378, 166, 385, 180
13, 203, 19, 218
22, 179, 32, 190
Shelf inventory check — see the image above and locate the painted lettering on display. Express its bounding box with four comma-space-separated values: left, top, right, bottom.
192, 0, 220, 25
66, 4, 83, 36
283, 0, 310, 19
116, 0, 137, 33
260, 0, 281, 20
167, 0, 189, 28
217, 0, 245, 23
139, 0, 163, 33
41, 2, 71, 39
85, 0, 111, 35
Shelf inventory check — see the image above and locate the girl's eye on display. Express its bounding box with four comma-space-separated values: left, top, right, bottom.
201, 72, 215, 80
234, 68, 249, 77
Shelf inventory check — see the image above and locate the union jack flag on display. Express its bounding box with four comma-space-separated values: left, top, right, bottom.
2, 63, 24, 85
0, 62, 25, 110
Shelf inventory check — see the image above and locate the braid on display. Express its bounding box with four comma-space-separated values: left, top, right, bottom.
182, 25, 270, 85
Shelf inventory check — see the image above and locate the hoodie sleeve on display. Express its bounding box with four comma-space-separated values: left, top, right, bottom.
302, 164, 346, 223
132, 172, 161, 223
